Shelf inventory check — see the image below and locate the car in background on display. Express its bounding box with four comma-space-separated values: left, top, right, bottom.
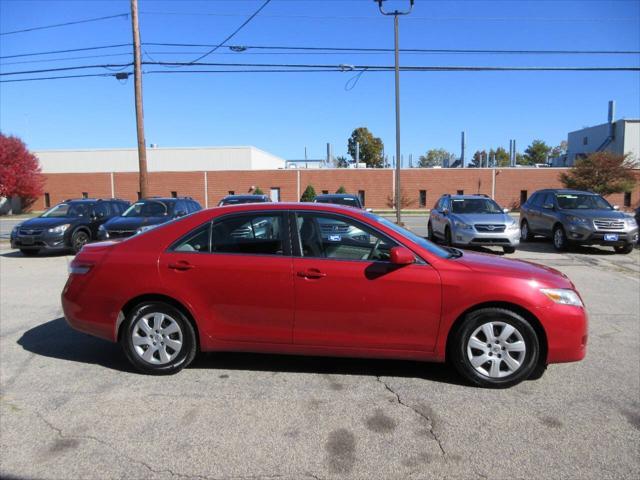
520, 189, 638, 254
11, 198, 129, 255
98, 197, 201, 240
63, 202, 587, 388
428, 194, 520, 254
314, 193, 366, 210
218, 194, 271, 206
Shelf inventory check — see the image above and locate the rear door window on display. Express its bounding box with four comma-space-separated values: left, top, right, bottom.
211, 213, 285, 256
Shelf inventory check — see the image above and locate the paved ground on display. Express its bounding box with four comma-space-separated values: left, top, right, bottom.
1, 224, 639, 479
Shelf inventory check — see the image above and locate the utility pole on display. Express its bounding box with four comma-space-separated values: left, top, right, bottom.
375, 0, 414, 225
130, 0, 148, 198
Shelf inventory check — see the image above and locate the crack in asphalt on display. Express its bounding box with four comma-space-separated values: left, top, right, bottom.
33, 409, 319, 480
376, 376, 446, 456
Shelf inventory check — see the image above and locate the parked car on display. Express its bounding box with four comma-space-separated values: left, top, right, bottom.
98, 197, 201, 240
520, 189, 639, 254
218, 194, 271, 206
314, 193, 366, 210
10, 198, 129, 255
63, 202, 587, 388
428, 194, 520, 254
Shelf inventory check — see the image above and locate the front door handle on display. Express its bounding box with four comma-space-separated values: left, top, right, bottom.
297, 269, 326, 279
168, 261, 194, 271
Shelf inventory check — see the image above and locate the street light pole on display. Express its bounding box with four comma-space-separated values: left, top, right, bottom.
375, 0, 414, 225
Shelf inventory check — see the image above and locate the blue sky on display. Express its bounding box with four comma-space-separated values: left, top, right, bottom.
1, 0, 639, 165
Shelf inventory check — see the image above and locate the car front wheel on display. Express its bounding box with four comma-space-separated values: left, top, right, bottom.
503, 246, 516, 254
520, 220, 533, 242
451, 307, 540, 388
552, 225, 568, 251
614, 243, 634, 254
427, 221, 434, 241
121, 302, 197, 375
71, 229, 90, 253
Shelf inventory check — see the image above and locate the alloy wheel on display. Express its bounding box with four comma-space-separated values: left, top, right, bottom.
466, 321, 526, 378
521, 222, 528, 241
132, 312, 184, 365
553, 228, 565, 250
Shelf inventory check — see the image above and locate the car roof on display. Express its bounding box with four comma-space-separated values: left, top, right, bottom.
540, 189, 596, 195
223, 194, 266, 199
446, 195, 493, 200
212, 202, 364, 214
315, 194, 359, 199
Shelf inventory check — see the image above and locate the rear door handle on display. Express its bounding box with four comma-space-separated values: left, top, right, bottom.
168, 261, 194, 271
297, 269, 326, 279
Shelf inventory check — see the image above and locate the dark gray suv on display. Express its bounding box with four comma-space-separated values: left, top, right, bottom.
520, 189, 638, 254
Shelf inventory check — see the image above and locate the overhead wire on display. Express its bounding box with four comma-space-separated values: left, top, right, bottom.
0, 13, 129, 36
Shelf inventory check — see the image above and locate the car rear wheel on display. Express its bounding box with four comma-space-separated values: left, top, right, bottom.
614, 243, 634, 254
503, 246, 516, 254
20, 249, 39, 256
71, 230, 90, 254
520, 220, 533, 242
552, 225, 568, 251
121, 302, 197, 375
451, 307, 540, 388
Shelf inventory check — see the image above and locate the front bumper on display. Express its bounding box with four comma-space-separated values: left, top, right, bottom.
538, 303, 588, 364
10, 231, 69, 251
453, 227, 521, 248
565, 224, 638, 246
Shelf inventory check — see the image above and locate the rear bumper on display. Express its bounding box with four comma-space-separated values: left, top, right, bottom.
61, 276, 118, 341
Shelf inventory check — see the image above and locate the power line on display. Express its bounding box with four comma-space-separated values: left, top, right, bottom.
0, 72, 127, 83
0, 64, 133, 76
0, 14, 129, 36
0, 43, 131, 60
184, 0, 273, 65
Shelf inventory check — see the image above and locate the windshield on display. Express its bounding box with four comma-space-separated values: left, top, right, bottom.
123, 201, 172, 217
41, 203, 91, 218
315, 197, 360, 207
451, 198, 502, 214
366, 213, 451, 259
556, 193, 612, 210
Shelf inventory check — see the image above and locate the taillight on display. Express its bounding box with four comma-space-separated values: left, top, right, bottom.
68, 262, 93, 275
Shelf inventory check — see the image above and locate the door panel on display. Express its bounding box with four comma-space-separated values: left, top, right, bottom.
293, 258, 441, 351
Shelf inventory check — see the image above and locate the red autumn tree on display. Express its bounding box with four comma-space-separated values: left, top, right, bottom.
0, 133, 44, 209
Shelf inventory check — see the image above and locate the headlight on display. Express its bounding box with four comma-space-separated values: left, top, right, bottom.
11, 224, 21, 235
48, 224, 70, 234
626, 217, 638, 228
136, 225, 157, 235
540, 288, 583, 307
506, 221, 519, 231
453, 220, 473, 230
566, 215, 587, 224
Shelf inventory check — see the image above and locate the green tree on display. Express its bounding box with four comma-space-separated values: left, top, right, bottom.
335, 155, 350, 168
560, 152, 636, 195
418, 148, 452, 168
523, 140, 551, 165
347, 127, 384, 168
469, 150, 487, 168
336, 186, 347, 194
495, 147, 510, 167
300, 185, 316, 202
253, 187, 264, 195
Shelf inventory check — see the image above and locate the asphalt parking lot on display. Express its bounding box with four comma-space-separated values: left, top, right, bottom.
1, 223, 639, 480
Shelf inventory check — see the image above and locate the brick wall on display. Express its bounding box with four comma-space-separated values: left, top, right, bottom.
38, 168, 640, 211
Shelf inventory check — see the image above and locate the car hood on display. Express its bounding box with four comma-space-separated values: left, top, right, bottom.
560, 209, 629, 220
103, 216, 169, 230
19, 217, 76, 229
454, 250, 573, 289
452, 213, 513, 224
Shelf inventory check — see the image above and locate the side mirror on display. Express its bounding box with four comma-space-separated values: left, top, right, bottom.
503, 208, 510, 214
390, 246, 415, 265
442, 208, 450, 215
366, 208, 373, 212
613, 205, 620, 211
542, 203, 554, 210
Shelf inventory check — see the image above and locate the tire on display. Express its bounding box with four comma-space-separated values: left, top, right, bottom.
20, 249, 39, 256
503, 246, 516, 254
427, 221, 435, 241
444, 226, 453, 246
614, 243, 634, 254
552, 225, 568, 251
520, 220, 533, 242
450, 307, 540, 388
71, 229, 90, 254
121, 302, 197, 375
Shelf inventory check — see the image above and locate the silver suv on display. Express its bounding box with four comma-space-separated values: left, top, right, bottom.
428, 194, 520, 253
520, 189, 638, 254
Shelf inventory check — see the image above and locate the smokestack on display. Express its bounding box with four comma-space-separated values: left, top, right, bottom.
461, 131, 466, 167
608, 100, 616, 138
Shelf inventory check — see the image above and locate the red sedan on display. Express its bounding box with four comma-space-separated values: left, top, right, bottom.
62, 203, 587, 388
